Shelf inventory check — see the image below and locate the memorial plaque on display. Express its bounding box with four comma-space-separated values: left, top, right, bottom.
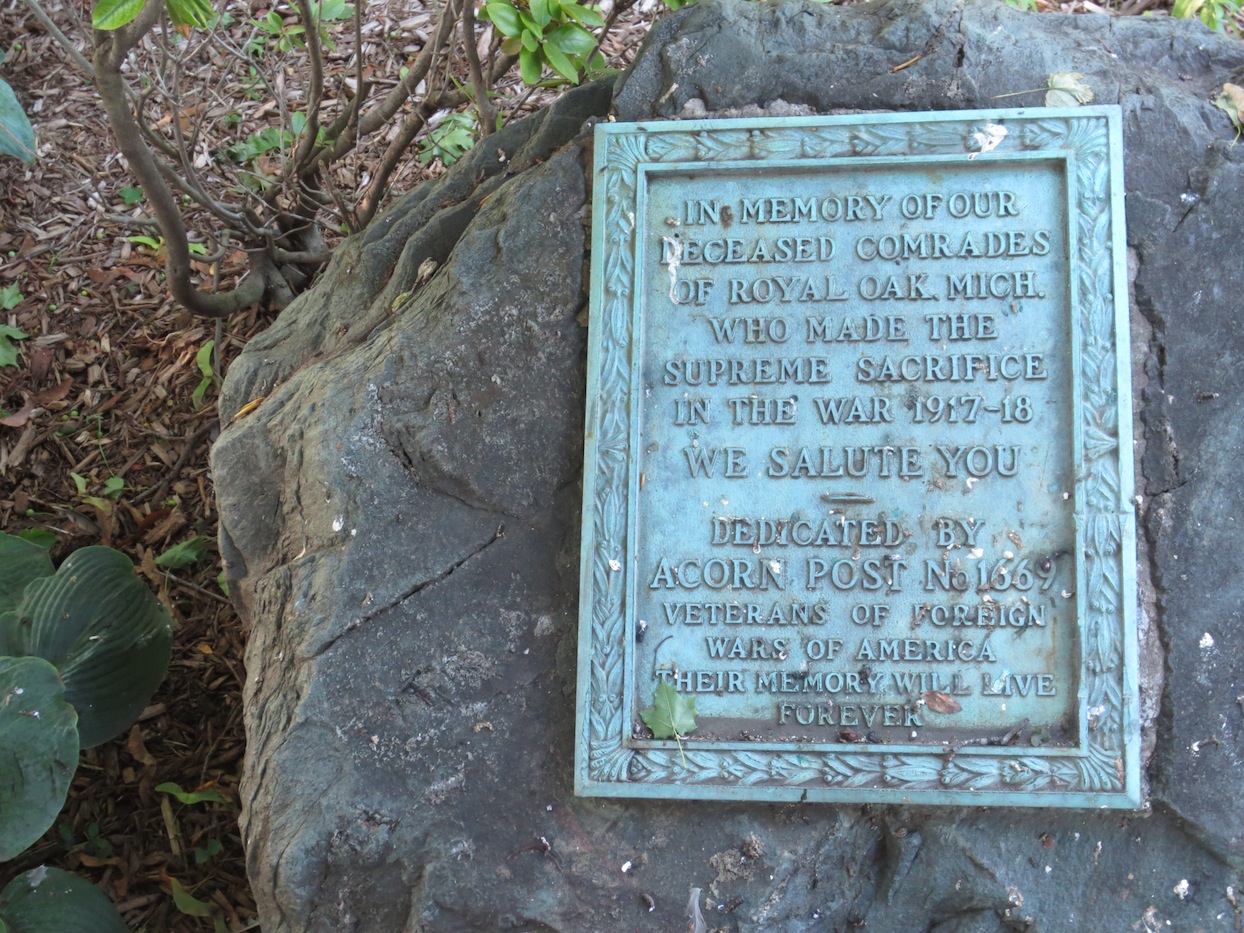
575, 108, 1139, 807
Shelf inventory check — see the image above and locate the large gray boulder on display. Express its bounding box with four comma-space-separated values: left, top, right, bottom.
212, 1, 1244, 929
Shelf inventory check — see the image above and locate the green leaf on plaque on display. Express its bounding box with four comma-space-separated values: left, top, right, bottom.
641, 680, 697, 739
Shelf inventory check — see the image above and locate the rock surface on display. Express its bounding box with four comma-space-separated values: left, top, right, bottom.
212, 1, 1244, 929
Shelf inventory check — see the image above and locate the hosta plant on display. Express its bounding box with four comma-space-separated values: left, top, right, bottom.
0, 533, 173, 930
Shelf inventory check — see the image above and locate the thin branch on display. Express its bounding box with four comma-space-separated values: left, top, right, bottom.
310, 0, 458, 169
461, 0, 496, 137
357, 88, 466, 226
291, 0, 325, 171
94, 29, 268, 317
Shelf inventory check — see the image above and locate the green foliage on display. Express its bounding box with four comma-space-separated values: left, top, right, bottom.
0, 51, 36, 164
246, 0, 355, 55
0, 543, 173, 748
0, 324, 27, 369
998, 0, 1039, 10
418, 112, 478, 167
641, 680, 697, 740
1172, 0, 1241, 32
166, 0, 213, 29
192, 339, 215, 409
169, 878, 213, 918
58, 821, 114, 859
155, 535, 211, 570
156, 781, 227, 805
91, 0, 146, 29
0, 535, 54, 615
225, 114, 326, 165
68, 473, 125, 514
0, 537, 173, 928
641, 680, 697, 766
0, 658, 79, 862
193, 838, 223, 865
0, 283, 23, 310
118, 186, 144, 205
0, 867, 129, 932
14, 529, 58, 551
481, 0, 605, 85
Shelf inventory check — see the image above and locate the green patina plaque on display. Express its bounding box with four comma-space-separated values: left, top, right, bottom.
575, 108, 1139, 807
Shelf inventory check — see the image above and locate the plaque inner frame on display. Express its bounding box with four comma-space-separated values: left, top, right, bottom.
575, 107, 1139, 808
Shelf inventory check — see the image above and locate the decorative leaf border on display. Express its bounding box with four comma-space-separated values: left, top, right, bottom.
575, 109, 1139, 807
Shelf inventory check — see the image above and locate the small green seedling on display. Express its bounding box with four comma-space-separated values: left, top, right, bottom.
192, 339, 216, 409
155, 535, 211, 570
0, 282, 23, 309
0, 323, 26, 368
155, 781, 227, 805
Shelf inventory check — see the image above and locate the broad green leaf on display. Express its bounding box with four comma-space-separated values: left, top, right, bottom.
15, 529, 58, 551
69, 472, 88, 495
520, 28, 539, 52
530, 0, 552, 28
0, 78, 35, 164
0, 533, 54, 615
0, 547, 172, 748
519, 46, 542, 85
154, 535, 210, 570
1045, 71, 1094, 108
481, 1, 521, 36
92, 0, 147, 30
542, 42, 578, 83
562, 2, 606, 28
546, 22, 596, 57
156, 781, 227, 805
166, 0, 212, 28
0, 324, 26, 368
0, 868, 127, 932
640, 680, 697, 739
0, 658, 79, 862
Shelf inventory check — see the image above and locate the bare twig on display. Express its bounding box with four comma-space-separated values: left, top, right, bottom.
462, 0, 497, 137
95, 25, 269, 317
310, 0, 458, 169
291, 0, 325, 172
357, 89, 467, 225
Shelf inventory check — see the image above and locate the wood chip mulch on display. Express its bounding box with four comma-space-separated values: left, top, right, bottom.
0, 0, 659, 926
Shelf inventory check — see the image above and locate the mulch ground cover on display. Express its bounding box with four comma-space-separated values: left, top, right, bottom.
0, 0, 1235, 928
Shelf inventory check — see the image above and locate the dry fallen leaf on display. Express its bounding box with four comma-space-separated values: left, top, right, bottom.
232, 396, 266, 420
1215, 83, 1244, 139
922, 690, 964, 714
0, 400, 37, 427
1046, 72, 1094, 108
